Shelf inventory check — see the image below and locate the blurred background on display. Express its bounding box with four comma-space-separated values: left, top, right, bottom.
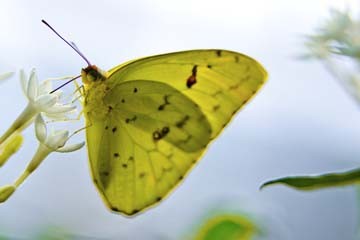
1, 0, 360, 239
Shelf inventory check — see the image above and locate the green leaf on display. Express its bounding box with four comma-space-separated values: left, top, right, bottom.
261, 167, 360, 190
193, 214, 257, 240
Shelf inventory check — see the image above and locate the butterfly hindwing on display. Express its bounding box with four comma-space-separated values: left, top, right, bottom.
86, 80, 211, 215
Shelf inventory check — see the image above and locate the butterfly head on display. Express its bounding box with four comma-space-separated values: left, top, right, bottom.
81, 65, 108, 84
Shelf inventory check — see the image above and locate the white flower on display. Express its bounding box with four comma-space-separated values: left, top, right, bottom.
20, 69, 76, 115
26, 114, 84, 175
0, 114, 84, 203
0, 72, 14, 81
0, 69, 77, 144
35, 114, 84, 153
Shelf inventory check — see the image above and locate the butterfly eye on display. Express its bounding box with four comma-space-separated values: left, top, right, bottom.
82, 66, 106, 83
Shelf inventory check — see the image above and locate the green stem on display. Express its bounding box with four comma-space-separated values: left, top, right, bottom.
14, 144, 51, 188
0, 104, 36, 144
14, 171, 30, 188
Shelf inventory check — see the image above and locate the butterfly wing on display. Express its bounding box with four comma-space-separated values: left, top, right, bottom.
86, 80, 212, 215
86, 49, 267, 216
107, 49, 267, 139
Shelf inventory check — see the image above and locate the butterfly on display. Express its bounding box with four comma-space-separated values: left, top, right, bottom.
44, 21, 267, 216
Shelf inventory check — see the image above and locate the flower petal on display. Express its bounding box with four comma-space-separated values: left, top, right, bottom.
35, 114, 47, 142
45, 130, 69, 150
27, 69, 38, 101
45, 104, 76, 114
38, 80, 52, 95
19, 70, 28, 97
44, 112, 74, 120
57, 141, 85, 153
35, 94, 58, 111
51, 89, 63, 99
0, 72, 14, 81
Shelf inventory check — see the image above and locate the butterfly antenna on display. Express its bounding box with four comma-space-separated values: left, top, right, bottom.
42, 20, 92, 66
70, 41, 79, 50
50, 75, 81, 94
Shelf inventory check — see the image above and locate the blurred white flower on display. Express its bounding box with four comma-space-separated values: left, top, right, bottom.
304, 9, 360, 59
318, 9, 351, 42
304, 8, 360, 105
0, 69, 77, 144
303, 36, 331, 59
336, 23, 360, 59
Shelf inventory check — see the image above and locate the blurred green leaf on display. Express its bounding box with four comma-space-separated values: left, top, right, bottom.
193, 214, 257, 240
261, 167, 360, 190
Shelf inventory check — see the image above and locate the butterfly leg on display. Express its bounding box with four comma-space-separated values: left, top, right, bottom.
68, 118, 93, 139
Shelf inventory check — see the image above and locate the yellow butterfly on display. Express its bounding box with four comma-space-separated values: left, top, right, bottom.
44, 21, 267, 216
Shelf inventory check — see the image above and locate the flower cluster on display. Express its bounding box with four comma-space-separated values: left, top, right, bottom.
304, 9, 360, 104
0, 70, 84, 202
0, 69, 76, 144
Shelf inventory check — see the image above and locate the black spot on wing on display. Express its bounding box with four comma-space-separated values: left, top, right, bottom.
186, 65, 198, 88
192, 65, 198, 75
152, 126, 170, 141
125, 115, 137, 123
176, 115, 190, 128
158, 95, 170, 111
153, 131, 162, 141
213, 105, 220, 111
187, 76, 196, 88
161, 126, 170, 136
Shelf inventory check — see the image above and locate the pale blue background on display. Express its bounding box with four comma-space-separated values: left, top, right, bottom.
0, 0, 360, 239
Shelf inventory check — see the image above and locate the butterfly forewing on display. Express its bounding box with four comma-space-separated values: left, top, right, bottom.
107, 49, 267, 139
